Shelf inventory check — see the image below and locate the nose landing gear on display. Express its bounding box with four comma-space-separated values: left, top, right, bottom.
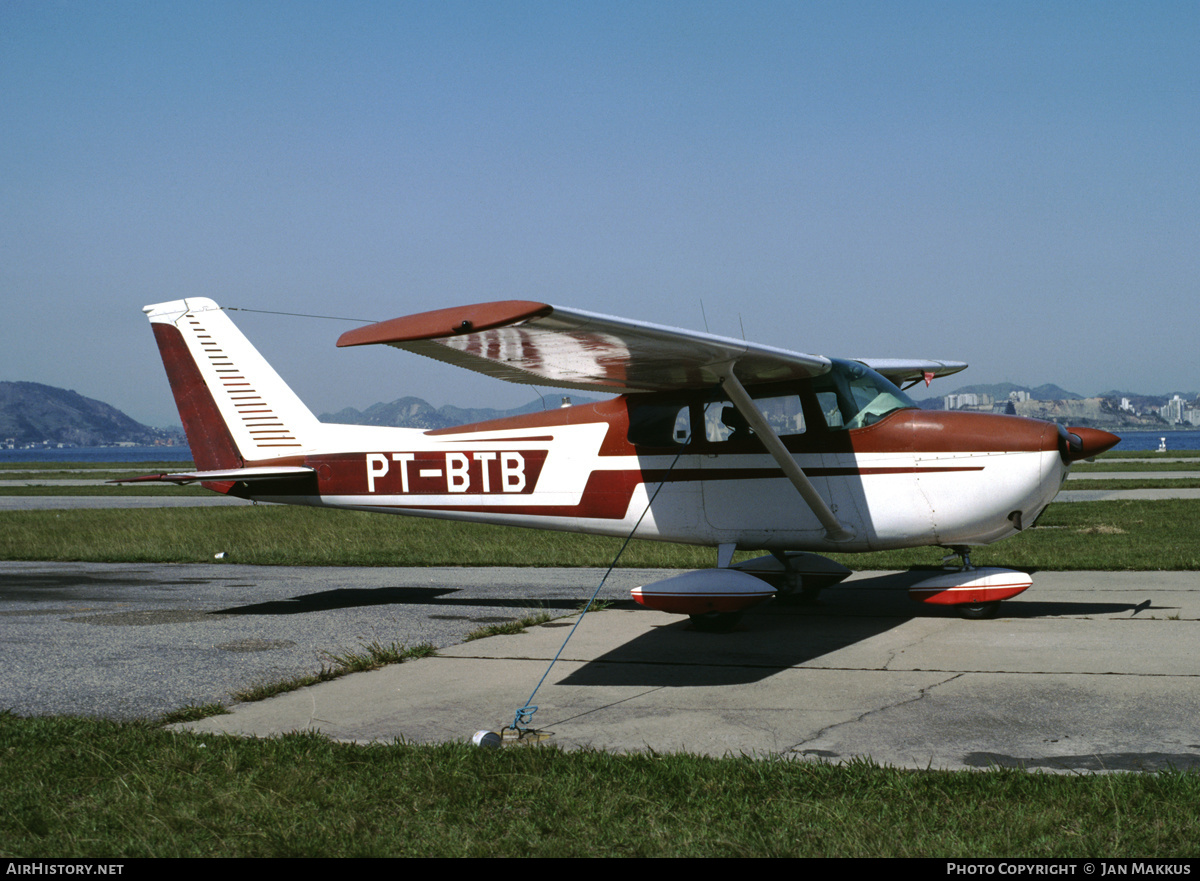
908, 547, 1032, 619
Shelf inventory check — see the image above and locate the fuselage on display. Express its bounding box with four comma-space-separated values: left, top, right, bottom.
231, 393, 1076, 554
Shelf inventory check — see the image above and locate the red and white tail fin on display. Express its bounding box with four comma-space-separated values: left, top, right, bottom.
145, 298, 322, 469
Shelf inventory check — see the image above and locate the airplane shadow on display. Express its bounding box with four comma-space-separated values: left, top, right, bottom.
207, 568, 1163, 621
557, 571, 1165, 688
210, 587, 641, 617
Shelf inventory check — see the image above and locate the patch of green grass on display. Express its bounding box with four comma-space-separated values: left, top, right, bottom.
1, 713, 1198, 857
823, 499, 1200, 571
2, 500, 1195, 570
0, 505, 726, 567
1073, 461, 1200, 472
232, 641, 436, 703
463, 611, 556, 641
1100, 449, 1200, 459
1065, 479, 1200, 490
0, 483, 211, 495
158, 703, 232, 724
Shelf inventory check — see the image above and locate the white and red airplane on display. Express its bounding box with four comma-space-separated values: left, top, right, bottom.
124, 297, 1118, 628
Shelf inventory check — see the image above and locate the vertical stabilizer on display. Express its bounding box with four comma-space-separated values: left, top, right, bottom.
145, 298, 322, 468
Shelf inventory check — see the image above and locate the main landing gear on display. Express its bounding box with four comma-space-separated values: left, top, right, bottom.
631, 548, 1032, 629
685, 552, 854, 630
687, 609, 744, 633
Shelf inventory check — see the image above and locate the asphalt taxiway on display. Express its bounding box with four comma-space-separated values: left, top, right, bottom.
3, 561, 1197, 771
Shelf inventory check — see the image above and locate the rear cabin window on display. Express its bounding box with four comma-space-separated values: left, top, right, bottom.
627, 401, 691, 446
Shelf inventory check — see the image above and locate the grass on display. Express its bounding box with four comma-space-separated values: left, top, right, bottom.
463, 611, 557, 641
1064, 478, 1200, 490
232, 641, 437, 704
0, 483, 211, 495
2, 498, 1199, 570
1, 712, 1198, 857
1073, 461, 1200, 472
0, 505, 728, 567
821, 500, 1200, 571
1099, 449, 1200, 459
157, 612, 557, 720
158, 703, 231, 725
154, 642, 436, 722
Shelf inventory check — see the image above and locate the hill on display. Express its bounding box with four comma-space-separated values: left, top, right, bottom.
916, 382, 1084, 409
319, 394, 598, 429
0, 380, 594, 448
0, 381, 176, 447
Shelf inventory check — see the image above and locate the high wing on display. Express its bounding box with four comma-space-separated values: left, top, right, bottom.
853, 358, 968, 387
337, 301, 968, 545
337, 301, 833, 393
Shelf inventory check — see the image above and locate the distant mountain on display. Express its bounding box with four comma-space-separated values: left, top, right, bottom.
918, 382, 1197, 413
0, 382, 176, 447
319, 394, 597, 430
930, 382, 1082, 402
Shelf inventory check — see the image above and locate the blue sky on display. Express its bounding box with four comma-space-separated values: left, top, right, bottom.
3, 1, 1197, 426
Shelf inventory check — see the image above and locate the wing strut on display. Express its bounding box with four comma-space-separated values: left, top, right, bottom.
719, 368, 855, 543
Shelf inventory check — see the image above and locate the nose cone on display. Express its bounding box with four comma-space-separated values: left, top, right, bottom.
1062, 425, 1121, 463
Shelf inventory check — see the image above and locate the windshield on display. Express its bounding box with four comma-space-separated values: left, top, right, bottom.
813, 360, 916, 430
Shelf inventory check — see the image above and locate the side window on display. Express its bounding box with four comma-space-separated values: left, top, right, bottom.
704, 394, 805, 443
756, 394, 806, 436
704, 401, 742, 443
816, 390, 846, 430
671, 406, 691, 443
628, 401, 691, 446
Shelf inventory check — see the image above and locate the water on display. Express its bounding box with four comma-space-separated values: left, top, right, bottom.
0, 446, 193, 464
1109, 430, 1200, 452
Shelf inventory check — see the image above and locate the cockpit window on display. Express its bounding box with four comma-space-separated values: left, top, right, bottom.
813, 360, 916, 431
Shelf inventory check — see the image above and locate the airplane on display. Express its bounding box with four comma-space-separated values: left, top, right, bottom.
120, 297, 1119, 630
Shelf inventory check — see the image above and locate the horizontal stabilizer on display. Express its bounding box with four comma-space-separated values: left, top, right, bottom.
109, 466, 315, 485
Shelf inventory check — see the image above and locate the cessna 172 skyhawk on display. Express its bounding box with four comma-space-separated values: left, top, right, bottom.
124, 297, 1118, 628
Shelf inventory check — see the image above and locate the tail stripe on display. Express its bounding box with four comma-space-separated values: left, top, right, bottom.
183, 315, 303, 448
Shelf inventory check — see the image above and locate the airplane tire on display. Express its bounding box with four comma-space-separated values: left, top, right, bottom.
774, 586, 822, 606
688, 611, 743, 633
957, 602, 1000, 620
